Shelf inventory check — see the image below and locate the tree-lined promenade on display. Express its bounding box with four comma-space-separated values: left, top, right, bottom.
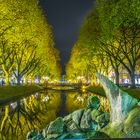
1, 0, 140, 139
66, 0, 140, 88
0, 0, 140, 103
0, 0, 61, 86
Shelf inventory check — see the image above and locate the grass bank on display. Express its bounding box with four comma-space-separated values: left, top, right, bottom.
0, 85, 43, 103
86, 85, 140, 101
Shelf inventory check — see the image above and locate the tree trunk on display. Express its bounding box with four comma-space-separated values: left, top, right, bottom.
1, 65, 10, 86
121, 63, 136, 88
17, 76, 21, 85
130, 70, 135, 88
115, 68, 119, 86
5, 73, 10, 86
23, 77, 26, 84
30, 77, 34, 84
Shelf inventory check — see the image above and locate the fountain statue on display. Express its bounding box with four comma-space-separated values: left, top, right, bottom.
96, 73, 138, 123
97, 73, 140, 138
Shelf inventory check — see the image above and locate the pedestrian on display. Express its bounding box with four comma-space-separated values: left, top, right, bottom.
2, 79, 4, 86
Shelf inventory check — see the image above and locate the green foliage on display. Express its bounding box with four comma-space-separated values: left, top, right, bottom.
0, 0, 61, 84
79, 9, 101, 48
66, 0, 140, 87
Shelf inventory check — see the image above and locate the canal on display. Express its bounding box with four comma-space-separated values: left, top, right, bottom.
0, 89, 108, 140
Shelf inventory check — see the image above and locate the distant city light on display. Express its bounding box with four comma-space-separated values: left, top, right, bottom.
42, 95, 50, 102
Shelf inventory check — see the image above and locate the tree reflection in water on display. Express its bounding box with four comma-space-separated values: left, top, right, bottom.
0, 91, 61, 140
0, 90, 109, 140
65, 91, 109, 113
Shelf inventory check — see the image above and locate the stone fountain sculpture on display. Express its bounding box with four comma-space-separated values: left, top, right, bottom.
97, 73, 138, 123
97, 73, 140, 138
27, 73, 140, 139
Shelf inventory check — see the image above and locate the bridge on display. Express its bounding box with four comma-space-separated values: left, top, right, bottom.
42, 83, 89, 91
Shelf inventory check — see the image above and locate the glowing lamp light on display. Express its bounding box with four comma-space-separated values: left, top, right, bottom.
77, 95, 83, 102
77, 76, 82, 80
42, 95, 50, 102
35, 78, 39, 84
42, 76, 49, 81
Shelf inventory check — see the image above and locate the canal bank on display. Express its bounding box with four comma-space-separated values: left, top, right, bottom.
86, 85, 140, 100
0, 85, 43, 105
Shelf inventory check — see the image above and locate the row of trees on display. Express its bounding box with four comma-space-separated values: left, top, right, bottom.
0, 0, 61, 85
66, 0, 140, 88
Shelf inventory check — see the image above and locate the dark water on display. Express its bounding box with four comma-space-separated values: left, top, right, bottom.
0, 89, 108, 140
57, 90, 67, 117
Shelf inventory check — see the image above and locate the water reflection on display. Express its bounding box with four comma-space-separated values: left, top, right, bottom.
0, 89, 109, 139
65, 91, 109, 113
0, 91, 61, 140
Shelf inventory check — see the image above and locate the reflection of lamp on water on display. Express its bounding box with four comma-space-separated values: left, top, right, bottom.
77, 95, 83, 102
42, 95, 50, 102
35, 93, 39, 98
10, 102, 18, 109
82, 85, 86, 92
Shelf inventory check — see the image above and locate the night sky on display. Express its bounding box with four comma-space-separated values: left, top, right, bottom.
39, 0, 94, 74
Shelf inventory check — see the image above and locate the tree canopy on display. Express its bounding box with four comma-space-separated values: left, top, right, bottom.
66, 0, 140, 87
0, 0, 61, 85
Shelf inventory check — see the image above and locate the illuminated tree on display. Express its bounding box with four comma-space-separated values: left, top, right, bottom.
0, 0, 61, 84
0, 40, 15, 85
68, 0, 140, 87
96, 0, 140, 87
